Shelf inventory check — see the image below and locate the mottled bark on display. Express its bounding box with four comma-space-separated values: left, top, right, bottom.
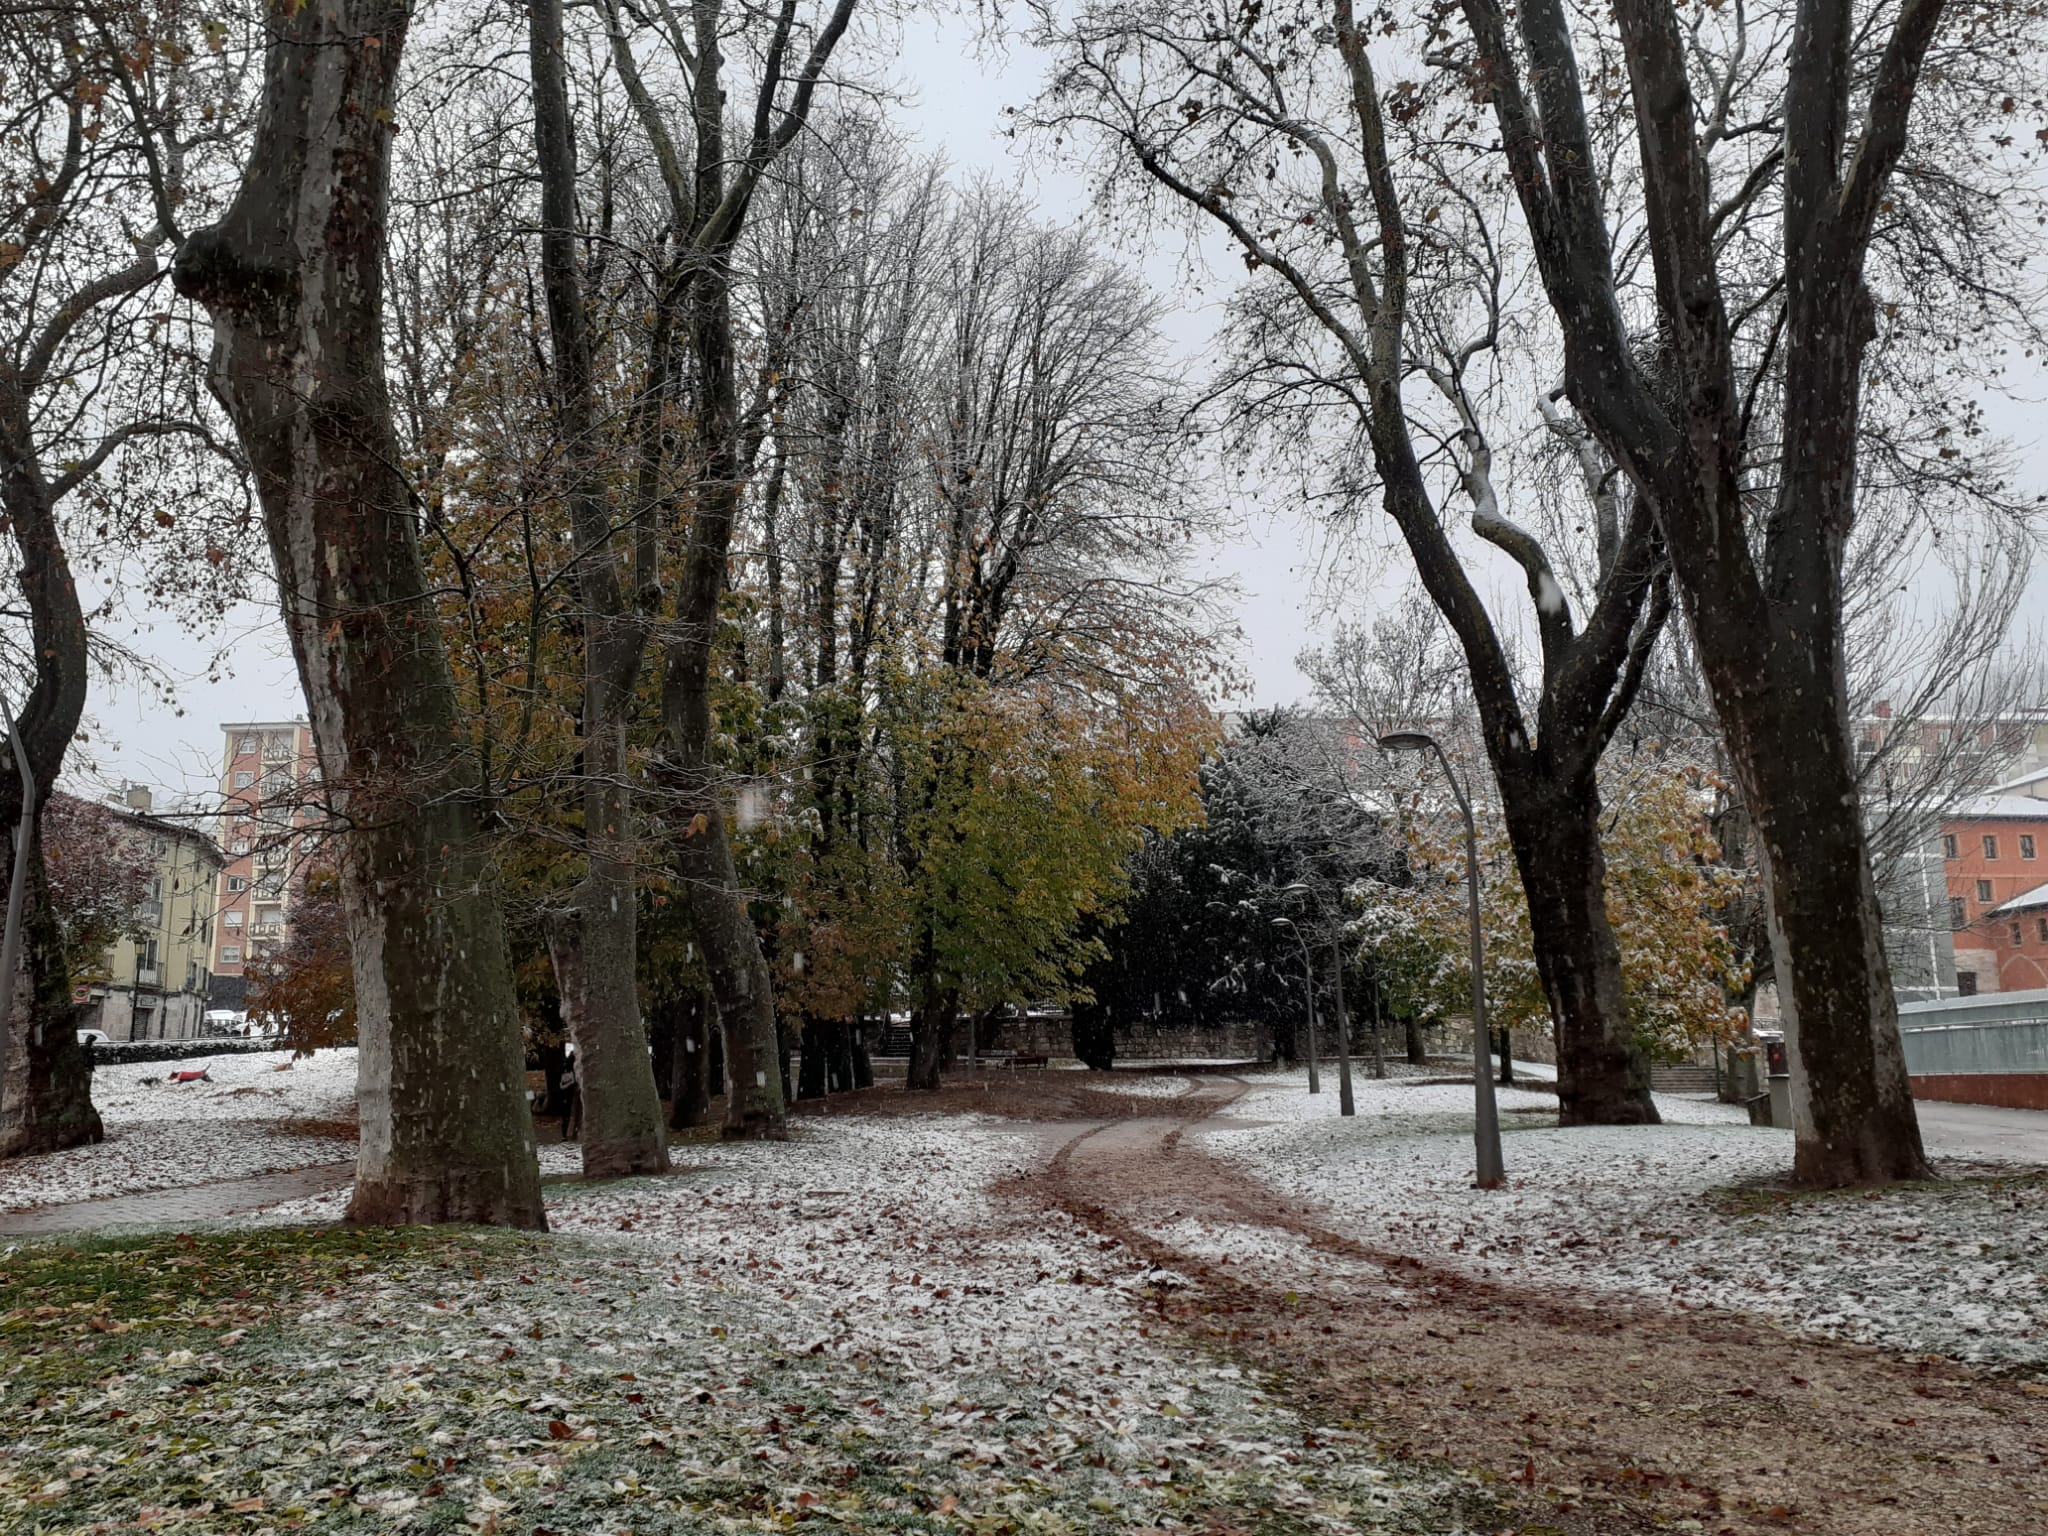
172, 0, 543, 1227
0, 858, 101, 1157
1505, 772, 1659, 1125
529, 0, 668, 1179
0, 415, 96, 1157
1456, 0, 1937, 1182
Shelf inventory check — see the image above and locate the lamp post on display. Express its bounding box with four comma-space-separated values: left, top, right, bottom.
1378, 730, 1505, 1188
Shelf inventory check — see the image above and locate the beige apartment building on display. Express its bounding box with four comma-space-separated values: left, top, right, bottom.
75, 787, 225, 1041
208, 720, 321, 1010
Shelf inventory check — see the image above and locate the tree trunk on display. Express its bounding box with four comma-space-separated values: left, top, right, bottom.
666, 988, 713, 1131
797, 1017, 829, 1099
1504, 770, 1660, 1126
1331, 939, 1355, 1117
1734, 683, 1930, 1184
907, 981, 959, 1092
1498, 1027, 1514, 1086
547, 892, 666, 1176
1406, 1015, 1426, 1065
850, 1019, 874, 1088
1369, 981, 1387, 1079
529, 0, 667, 1180
172, 0, 544, 1228
0, 859, 103, 1157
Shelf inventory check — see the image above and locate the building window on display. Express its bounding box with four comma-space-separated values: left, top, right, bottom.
224, 910, 243, 928
1957, 972, 1979, 996
233, 770, 254, 789
237, 735, 260, 755
231, 839, 249, 855
2013, 922, 2025, 948
1950, 897, 1968, 929
227, 875, 246, 893
221, 945, 240, 964
1943, 833, 1959, 859
2038, 917, 2047, 942
2025, 836, 2037, 860
1984, 835, 2000, 860
1977, 879, 1994, 902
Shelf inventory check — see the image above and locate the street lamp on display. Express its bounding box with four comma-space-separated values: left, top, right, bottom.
1378, 730, 1505, 1188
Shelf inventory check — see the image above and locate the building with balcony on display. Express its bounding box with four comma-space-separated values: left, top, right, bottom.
208, 720, 322, 1010
74, 786, 225, 1041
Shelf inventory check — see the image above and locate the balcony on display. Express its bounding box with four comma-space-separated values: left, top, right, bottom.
136, 966, 160, 986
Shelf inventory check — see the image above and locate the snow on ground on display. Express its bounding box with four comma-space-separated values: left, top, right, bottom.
8, 1112, 1494, 1535
0, 1049, 356, 1212
1206, 1068, 2048, 1367
1070, 1072, 1199, 1099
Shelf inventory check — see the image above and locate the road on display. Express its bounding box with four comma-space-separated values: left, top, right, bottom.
1914, 1098, 2048, 1160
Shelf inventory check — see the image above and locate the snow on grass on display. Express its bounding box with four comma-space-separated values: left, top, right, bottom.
4, 1115, 1501, 1535
86, 1048, 357, 1125
1206, 1071, 2048, 1367
0, 1050, 358, 1213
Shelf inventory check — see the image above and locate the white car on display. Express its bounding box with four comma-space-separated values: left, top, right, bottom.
76, 1028, 110, 1047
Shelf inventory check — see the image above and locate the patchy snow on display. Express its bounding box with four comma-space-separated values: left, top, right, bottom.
6, 1112, 1488, 1534
1207, 1069, 2048, 1367
0, 1049, 356, 1213
1074, 1073, 1198, 1100
87, 1047, 357, 1124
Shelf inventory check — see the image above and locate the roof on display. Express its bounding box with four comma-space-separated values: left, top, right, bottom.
1946, 794, 2048, 822
1991, 881, 2048, 916
1982, 765, 2048, 797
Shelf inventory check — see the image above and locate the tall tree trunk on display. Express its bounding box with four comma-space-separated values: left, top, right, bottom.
1406, 1015, 1426, 1065
173, 0, 544, 1227
1504, 769, 1659, 1125
0, 411, 97, 1157
529, 0, 667, 1179
659, 260, 787, 1139
1330, 939, 1355, 1116
907, 972, 959, 1092
666, 987, 713, 1131
0, 858, 102, 1157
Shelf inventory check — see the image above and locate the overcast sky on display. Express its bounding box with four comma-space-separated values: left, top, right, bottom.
68, 10, 2048, 808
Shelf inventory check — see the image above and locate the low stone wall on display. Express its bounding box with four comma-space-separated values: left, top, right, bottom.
1911, 1073, 2048, 1112
90, 1037, 282, 1067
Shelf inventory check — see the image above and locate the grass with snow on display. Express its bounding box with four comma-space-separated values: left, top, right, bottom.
2, 1114, 1500, 1535
1205, 1068, 2048, 1367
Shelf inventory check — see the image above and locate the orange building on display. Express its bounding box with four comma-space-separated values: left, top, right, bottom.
1941, 771, 2048, 995
208, 720, 320, 1009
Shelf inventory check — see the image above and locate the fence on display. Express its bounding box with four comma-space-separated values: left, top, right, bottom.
1896, 990, 2048, 1110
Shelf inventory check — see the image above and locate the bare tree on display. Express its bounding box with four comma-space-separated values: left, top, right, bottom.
526, 0, 669, 1176
1450, 0, 2045, 1180
0, 0, 246, 1155
174, 0, 546, 1225
1035, 0, 1669, 1123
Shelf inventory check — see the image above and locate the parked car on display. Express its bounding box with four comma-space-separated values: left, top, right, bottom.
76, 1027, 110, 1047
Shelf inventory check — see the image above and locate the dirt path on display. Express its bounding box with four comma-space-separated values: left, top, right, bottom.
0, 1159, 356, 1236
1014, 1075, 2048, 1536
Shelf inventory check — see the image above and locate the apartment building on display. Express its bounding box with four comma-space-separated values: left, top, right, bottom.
1939, 770, 2048, 995
74, 787, 225, 1041
208, 720, 321, 1010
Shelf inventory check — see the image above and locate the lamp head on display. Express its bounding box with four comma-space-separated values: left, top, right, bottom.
1377, 731, 1437, 754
